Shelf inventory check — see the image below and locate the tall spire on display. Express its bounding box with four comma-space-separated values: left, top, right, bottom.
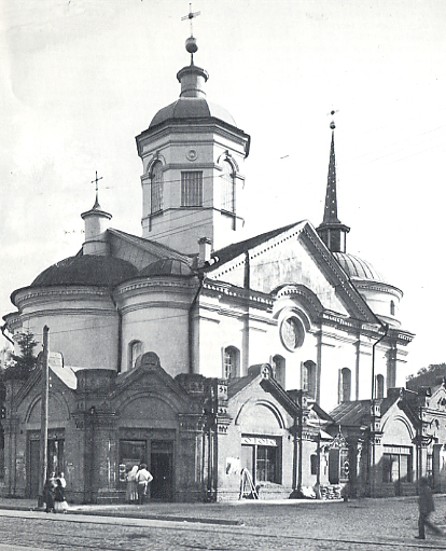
317, 114, 350, 253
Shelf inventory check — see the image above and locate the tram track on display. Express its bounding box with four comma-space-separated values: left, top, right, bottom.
0, 511, 443, 551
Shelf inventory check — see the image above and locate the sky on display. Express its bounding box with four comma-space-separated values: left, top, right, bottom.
0, 0, 445, 377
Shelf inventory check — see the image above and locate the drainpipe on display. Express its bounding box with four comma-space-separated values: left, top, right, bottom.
1, 324, 15, 346
370, 323, 389, 496
189, 272, 205, 374
109, 291, 122, 373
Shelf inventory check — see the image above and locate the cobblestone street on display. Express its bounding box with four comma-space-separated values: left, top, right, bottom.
0, 495, 446, 550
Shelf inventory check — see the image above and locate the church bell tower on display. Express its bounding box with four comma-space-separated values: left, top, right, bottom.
136, 16, 250, 255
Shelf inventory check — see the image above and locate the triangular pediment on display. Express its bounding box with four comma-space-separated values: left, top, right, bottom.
207, 220, 377, 323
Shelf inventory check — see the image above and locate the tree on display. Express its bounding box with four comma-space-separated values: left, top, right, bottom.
406, 363, 446, 390
5, 330, 39, 380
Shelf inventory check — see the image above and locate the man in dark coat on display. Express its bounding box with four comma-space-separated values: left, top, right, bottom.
416, 477, 443, 539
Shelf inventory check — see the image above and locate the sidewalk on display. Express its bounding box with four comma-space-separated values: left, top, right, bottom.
0, 495, 344, 526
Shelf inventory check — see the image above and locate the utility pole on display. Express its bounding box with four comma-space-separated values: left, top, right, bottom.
37, 326, 49, 508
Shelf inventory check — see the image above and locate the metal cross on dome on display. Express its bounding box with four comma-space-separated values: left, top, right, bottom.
181, 2, 201, 36
91, 170, 103, 208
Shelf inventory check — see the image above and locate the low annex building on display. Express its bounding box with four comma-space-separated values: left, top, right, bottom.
1, 30, 418, 502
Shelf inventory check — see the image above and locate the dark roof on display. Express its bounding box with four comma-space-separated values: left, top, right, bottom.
149, 98, 237, 129
139, 258, 194, 277
31, 255, 138, 288
207, 222, 301, 270
330, 397, 397, 427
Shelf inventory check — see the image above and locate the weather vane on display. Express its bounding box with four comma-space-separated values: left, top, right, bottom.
91, 170, 103, 208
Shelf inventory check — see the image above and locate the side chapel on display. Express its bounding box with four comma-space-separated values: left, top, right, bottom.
1, 27, 427, 503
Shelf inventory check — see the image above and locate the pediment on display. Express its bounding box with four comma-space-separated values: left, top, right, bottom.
208, 221, 377, 323
108, 352, 195, 413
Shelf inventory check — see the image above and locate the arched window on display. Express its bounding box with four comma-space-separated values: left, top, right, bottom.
339, 368, 351, 402
390, 300, 395, 316
302, 360, 317, 398
223, 346, 240, 379
128, 340, 142, 371
272, 355, 286, 387
221, 159, 235, 213
375, 374, 385, 399
151, 161, 163, 214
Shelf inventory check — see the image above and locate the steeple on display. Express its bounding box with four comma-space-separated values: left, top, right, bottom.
317, 116, 350, 253
136, 7, 250, 255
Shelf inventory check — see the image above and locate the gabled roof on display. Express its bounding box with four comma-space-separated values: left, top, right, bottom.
205, 222, 299, 270
108, 228, 190, 263
204, 219, 380, 325
330, 397, 398, 427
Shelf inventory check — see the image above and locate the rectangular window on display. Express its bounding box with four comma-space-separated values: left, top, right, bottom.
181, 171, 203, 207
382, 452, 412, 483
257, 446, 278, 483
241, 437, 280, 484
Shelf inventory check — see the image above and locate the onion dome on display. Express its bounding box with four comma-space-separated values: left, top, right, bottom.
332, 252, 384, 282
31, 255, 138, 288
139, 258, 193, 277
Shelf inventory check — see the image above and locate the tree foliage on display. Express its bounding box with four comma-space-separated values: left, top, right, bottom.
5, 330, 39, 380
406, 363, 446, 390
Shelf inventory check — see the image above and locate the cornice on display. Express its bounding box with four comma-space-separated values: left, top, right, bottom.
115, 277, 197, 298
13, 286, 114, 309
353, 279, 403, 297
137, 119, 249, 151
202, 280, 273, 310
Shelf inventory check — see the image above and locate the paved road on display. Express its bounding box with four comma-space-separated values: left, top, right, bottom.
0, 496, 446, 550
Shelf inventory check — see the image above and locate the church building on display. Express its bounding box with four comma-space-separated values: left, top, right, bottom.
0, 29, 420, 503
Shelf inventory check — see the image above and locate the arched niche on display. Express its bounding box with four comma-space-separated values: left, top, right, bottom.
235, 399, 285, 432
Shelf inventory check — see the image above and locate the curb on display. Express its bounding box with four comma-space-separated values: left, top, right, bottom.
0, 504, 243, 526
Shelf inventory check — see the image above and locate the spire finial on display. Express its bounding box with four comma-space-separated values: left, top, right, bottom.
316, 111, 350, 253
90, 170, 103, 209
330, 109, 337, 130
181, 3, 201, 64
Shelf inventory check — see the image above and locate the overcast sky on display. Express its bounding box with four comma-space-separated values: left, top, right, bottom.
1, 0, 445, 376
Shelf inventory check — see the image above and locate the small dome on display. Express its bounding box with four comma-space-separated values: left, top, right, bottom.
31, 255, 138, 288
139, 258, 193, 277
149, 98, 237, 129
333, 252, 385, 282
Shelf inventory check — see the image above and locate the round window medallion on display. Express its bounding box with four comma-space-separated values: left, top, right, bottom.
186, 149, 198, 161
280, 316, 305, 351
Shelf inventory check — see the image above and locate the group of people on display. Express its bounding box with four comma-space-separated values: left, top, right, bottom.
125, 463, 153, 505
43, 471, 68, 513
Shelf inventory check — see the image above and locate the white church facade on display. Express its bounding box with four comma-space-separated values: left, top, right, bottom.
0, 31, 424, 503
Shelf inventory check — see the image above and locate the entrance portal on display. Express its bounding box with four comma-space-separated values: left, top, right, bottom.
28, 438, 65, 498
150, 440, 173, 501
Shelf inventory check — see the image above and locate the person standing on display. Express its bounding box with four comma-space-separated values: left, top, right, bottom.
54, 479, 69, 513
43, 476, 56, 513
136, 463, 153, 505
416, 477, 443, 539
126, 465, 139, 503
